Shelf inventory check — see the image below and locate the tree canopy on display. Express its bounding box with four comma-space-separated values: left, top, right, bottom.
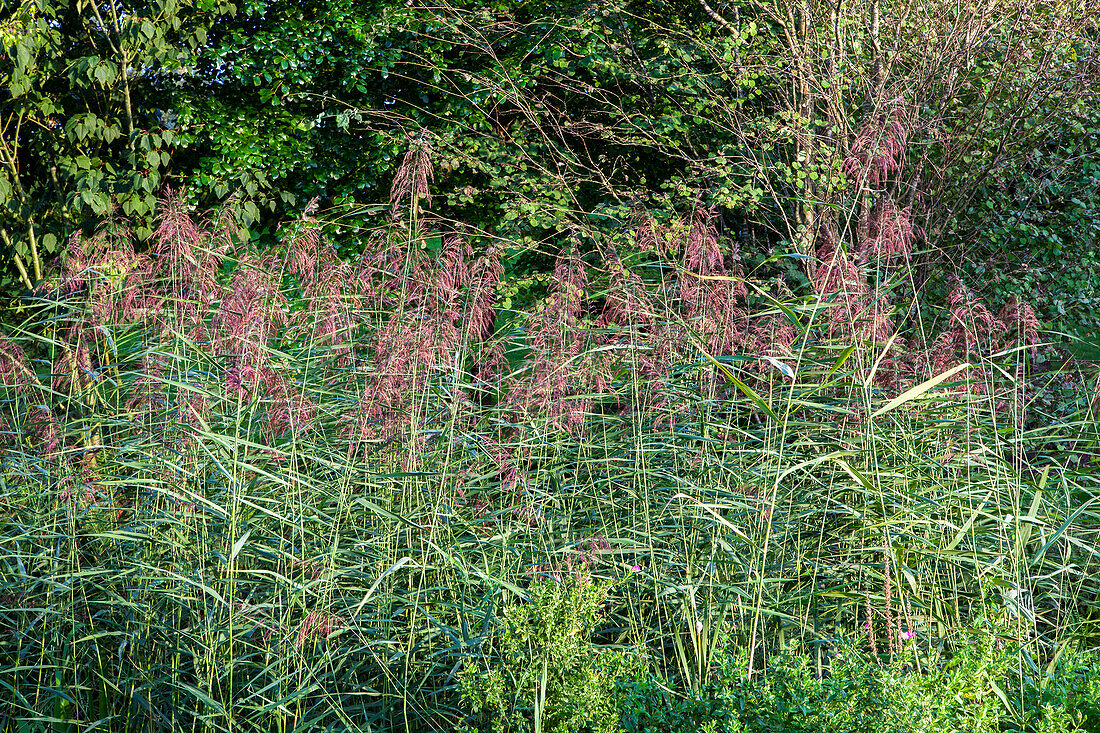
3, 0, 1098, 333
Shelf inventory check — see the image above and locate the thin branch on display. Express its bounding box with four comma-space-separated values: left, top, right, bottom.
698, 0, 738, 35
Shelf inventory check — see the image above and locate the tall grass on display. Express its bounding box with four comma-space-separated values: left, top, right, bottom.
1, 190, 1099, 732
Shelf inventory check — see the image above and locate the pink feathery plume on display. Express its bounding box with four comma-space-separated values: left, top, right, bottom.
151, 189, 219, 303
844, 105, 910, 188
997, 295, 1041, 359
390, 138, 434, 209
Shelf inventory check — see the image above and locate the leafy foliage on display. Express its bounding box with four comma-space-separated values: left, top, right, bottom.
459, 573, 634, 733
0, 0, 234, 292
622, 622, 1100, 733
5, 0, 1100, 346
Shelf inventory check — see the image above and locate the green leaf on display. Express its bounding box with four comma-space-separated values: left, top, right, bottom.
230, 529, 251, 561
15, 40, 31, 71
93, 62, 116, 86
871, 362, 971, 418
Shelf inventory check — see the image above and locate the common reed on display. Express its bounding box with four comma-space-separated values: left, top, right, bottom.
0, 189, 1097, 732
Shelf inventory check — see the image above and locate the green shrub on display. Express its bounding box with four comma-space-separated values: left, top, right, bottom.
618, 612, 1100, 733
460, 572, 636, 733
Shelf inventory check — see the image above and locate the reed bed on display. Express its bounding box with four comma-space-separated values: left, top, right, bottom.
1, 191, 1099, 732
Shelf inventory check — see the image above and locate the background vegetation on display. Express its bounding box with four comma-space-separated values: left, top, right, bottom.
2, 0, 1100, 731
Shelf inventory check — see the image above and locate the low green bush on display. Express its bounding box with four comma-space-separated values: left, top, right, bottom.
454, 578, 1100, 733
459, 572, 636, 733
618, 618, 1100, 733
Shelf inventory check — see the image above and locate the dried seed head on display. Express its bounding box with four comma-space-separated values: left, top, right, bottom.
264, 372, 315, 443
947, 279, 1004, 354
295, 610, 343, 649
683, 206, 723, 275
0, 337, 34, 395
28, 405, 64, 461
151, 188, 218, 301
467, 243, 504, 345
217, 254, 288, 380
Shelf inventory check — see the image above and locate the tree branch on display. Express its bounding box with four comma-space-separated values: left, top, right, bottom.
698, 0, 738, 35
